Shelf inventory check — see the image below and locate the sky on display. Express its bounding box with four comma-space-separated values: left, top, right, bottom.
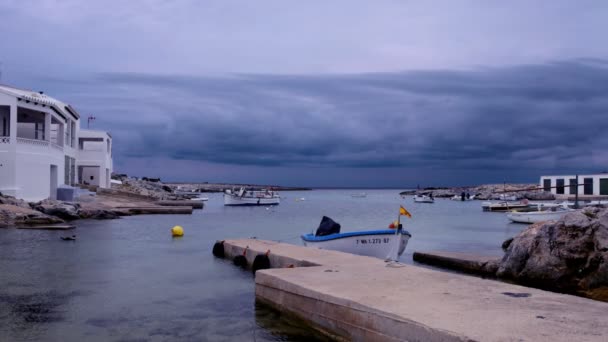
1, 0, 607, 187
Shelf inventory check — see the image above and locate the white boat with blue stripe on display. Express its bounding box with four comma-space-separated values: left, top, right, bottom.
301, 217, 411, 260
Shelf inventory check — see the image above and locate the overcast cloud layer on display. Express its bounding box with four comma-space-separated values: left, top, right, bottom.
1, 1, 607, 186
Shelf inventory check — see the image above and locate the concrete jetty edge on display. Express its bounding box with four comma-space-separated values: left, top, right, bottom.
219, 239, 608, 342
412, 250, 499, 276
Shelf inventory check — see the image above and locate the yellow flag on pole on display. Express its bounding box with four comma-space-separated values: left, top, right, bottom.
399, 205, 412, 218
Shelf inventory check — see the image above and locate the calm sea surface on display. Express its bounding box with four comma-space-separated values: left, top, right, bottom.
0, 189, 527, 341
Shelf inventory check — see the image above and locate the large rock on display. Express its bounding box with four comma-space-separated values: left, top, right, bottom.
33, 200, 81, 221
0, 194, 32, 209
497, 207, 608, 300
0, 204, 64, 227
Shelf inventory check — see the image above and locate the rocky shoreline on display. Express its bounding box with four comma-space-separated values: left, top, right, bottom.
0, 176, 200, 228
401, 183, 555, 200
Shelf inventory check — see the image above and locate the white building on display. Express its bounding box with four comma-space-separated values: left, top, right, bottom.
0, 84, 112, 201
540, 174, 608, 198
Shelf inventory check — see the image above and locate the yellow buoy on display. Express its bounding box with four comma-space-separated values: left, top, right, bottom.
171, 225, 184, 237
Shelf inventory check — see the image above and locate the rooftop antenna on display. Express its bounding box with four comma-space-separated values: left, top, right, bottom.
87, 115, 96, 129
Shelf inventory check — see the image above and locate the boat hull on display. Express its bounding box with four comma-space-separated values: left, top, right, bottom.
301, 230, 411, 260
482, 202, 529, 212
224, 194, 280, 206
507, 210, 574, 224
413, 195, 434, 203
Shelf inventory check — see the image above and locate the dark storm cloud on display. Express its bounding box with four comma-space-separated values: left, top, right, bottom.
56, 59, 608, 174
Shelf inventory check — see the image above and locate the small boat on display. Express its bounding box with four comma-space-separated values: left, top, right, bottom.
413, 194, 434, 203
589, 200, 608, 206
301, 216, 411, 260
224, 188, 280, 206
497, 194, 518, 201
190, 196, 209, 202
507, 208, 575, 224
450, 194, 475, 201
351, 193, 367, 198
482, 201, 529, 212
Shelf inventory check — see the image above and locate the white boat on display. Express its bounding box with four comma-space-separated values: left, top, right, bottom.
224, 188, 280, 206
190, 196, 209, 202
413, 194, 434, 203
589, 200, 608, 205
450, 194, 475, 201
482, 201, 529, 212
507, 208, 575, 224
351, 193, 367, 198
498, 194, 518, 201
302, 229, 411, 260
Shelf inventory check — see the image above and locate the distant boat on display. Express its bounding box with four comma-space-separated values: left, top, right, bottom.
224, 188, 280, 206
190, 196, 209, 202
413, 195, 434, 203
507, 208, 575, 224
482, 201, 529, 212
450, 194, 475, 201
498, 194, 518, 201
301, 216, 411, 260
351, 193, 367, 198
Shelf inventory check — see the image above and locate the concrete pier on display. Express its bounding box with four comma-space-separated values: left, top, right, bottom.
221, 239, 608, 341
156, 200, 204, 209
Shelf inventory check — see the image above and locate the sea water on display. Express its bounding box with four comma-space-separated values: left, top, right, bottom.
0, 189, 526, 341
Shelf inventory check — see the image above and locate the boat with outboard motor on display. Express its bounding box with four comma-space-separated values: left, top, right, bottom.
301, 207, 413, 261
224, 187, 280, 206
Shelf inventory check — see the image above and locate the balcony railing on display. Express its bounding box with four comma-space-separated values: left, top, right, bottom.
0, 136, 9, 144
17, 137, 50, 147
51, 143, 64, 151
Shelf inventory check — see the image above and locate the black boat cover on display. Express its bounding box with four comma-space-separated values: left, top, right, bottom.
315, 216, 341, 236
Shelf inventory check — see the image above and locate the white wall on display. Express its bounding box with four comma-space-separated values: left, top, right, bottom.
14, 147, 65, 201
0, 94, 17, 196
81, 166, 100, 186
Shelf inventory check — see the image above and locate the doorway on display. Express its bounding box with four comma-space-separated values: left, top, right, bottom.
50, 165, 58, 199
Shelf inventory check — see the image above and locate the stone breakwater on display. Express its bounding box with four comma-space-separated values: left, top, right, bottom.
401, 183, 555, 200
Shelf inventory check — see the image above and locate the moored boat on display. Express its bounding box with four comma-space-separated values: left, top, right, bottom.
302, 208, 413, 261
482, 201, 529, 212
351, 193, 367, 198
507, 208, 575, 224
224, 188, 280, 206
413, 194, 434, 203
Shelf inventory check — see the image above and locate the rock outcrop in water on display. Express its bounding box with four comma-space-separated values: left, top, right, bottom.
497, 207, 608, 301
0, 204, 64, 227
33, 200, 81, 221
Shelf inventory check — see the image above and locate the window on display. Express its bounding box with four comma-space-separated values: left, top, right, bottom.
70, 121, 76, 147
543, 179, 551, 192
556, 179, 565, 194
584, 178, 593, 195
600, 179, 608, 196
569, 178, 577, 195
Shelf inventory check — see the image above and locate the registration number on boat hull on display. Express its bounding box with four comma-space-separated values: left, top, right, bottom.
356, 238, 391, 244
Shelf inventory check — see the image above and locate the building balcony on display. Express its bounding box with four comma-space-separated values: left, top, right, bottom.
0, 136, 65, 154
